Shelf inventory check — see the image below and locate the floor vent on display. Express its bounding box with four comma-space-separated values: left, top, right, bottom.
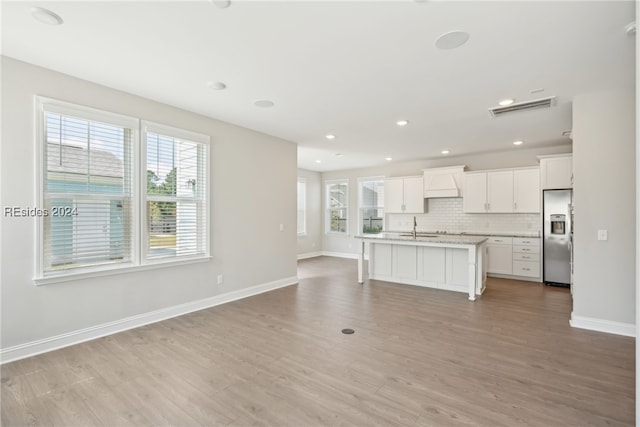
489, 96, 556, 118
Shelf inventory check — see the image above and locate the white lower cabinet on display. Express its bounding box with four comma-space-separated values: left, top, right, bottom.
371, 243, 393, 277
512, 237, 540, 278
486, 236, 541, 281
393, 245, 417, 280
417, 246, 446, 283
486, 237, 513, 275
446, 248, 469, 286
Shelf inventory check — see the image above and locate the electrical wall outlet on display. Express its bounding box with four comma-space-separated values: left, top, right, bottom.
217, 274, 223, 285
279, 224, 284, 232
597, 229, 608, 241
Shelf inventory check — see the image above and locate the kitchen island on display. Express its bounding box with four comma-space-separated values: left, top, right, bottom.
355, 233, 488, 301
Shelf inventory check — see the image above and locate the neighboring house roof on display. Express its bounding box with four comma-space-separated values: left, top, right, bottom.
47, 142, 123, 178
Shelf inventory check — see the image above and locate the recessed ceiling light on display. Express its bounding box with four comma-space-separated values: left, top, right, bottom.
385, 157, 393, 161
513, 140, 524, 146
30, 7, 64, 25
326, 134, 336, 140
441, 150, 450, 155
210, 0, 231, 8
498, 99, 514, 106
254, 99, 274, 108
315, 160, 322, 163
435, 31, 469, 50
396, 120, 409, 126
207, 81, 227, 90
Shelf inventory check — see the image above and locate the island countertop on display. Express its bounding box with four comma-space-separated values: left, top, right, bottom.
355, 232, 487, 246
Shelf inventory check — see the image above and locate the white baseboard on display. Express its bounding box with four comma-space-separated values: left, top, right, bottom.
570, 313, 636, 337
321, 251, 368, 260
1, 276, 298, 364
297, 251, 323, 260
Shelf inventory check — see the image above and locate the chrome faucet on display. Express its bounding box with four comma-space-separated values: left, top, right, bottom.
412, 216, 417, 239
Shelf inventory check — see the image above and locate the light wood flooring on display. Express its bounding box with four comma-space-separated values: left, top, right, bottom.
2, 256, 635, 426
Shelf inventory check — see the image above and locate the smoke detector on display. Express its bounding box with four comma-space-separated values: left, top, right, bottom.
489, 96, 556, 118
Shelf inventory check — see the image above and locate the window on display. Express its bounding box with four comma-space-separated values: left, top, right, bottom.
36, 97, 209, 282
297, 178, 306, 235
359, 177, 384, 234
143, 122, 209, 261
326, 180, 348, 234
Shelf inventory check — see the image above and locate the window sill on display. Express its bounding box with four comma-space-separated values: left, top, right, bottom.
34, 256, 212, 286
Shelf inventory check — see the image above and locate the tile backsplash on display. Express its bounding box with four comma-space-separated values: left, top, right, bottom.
387, 198, 540, 234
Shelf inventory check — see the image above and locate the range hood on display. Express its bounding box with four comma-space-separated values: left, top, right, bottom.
422, 165, 466, 198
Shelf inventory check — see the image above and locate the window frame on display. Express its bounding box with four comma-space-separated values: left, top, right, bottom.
34, 97, 210, 285
141, 121, 210, 264
297, 177, 307, 236
358, 176, 385, 235
325, 179, 349, 235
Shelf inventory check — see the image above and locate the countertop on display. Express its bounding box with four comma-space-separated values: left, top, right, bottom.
385, 230, 540, 238
355, 232, 487, 245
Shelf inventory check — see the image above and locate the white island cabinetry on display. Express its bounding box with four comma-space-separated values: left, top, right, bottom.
356, 233, 487, 301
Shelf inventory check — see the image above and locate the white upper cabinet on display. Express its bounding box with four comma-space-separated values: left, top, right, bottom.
539, 154, 573, 189
464, 168, 540, 213
385, 176, 425, 213
514, 168, 540, 213
487, 170, 514, 212
463, 172, 488, 213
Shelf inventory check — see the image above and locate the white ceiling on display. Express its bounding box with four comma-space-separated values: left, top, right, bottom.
2, 1, 635, 172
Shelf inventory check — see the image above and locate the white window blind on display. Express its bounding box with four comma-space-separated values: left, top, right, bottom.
41, 108, 135, 274
297, 178, 306, 235
144, 123, 209, 261
326, 180, 348, 234
359, 178, 384, 234
36, 97, 211, 283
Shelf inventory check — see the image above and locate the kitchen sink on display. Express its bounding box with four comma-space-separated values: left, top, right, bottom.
399, 233, 438, 238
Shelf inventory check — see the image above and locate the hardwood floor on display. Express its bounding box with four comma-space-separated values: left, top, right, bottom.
2, 256, 635, 426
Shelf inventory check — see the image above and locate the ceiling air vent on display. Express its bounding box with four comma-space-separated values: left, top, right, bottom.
489, 96, 556, 118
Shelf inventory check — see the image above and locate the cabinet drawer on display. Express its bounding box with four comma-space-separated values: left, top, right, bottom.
513, 237, 539, 246
487, 237, 513, 245
513, 245, 540, 254
513, 252, 539, 262
513, 261, 539, 278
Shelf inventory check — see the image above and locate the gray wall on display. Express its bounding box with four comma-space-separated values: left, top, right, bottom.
572, 89, 636, 325
297, 168, 322, 257
0, 57, 298, 349
320, 144, 572, 256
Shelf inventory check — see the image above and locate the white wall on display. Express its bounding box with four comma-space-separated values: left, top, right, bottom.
297, 168, 322, 258
321, 144, 571, 256
572, 89, 636, 329
0, 57, 298, 352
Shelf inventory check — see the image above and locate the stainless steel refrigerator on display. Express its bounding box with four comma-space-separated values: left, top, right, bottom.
543, 189, 573, 286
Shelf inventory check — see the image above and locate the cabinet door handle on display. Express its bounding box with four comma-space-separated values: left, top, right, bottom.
522, 240, 530, 244
522, 256, 530, 259
494, 239, 503, 242
522, 248, 530, 252
487, 203, 490, 211
514, 202, 517, 210
523, 268, 531, 271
